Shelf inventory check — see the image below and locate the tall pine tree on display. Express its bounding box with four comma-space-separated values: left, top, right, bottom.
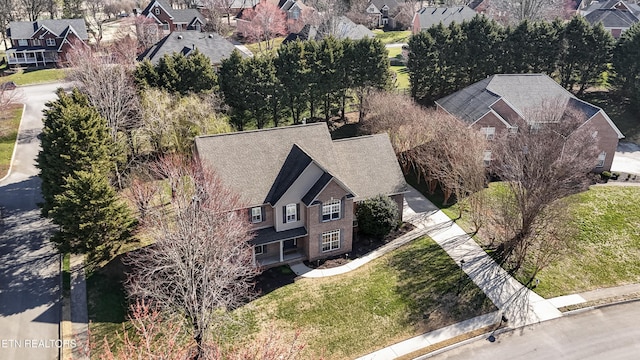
37, 88, 112, 216
613, 22, 640, 107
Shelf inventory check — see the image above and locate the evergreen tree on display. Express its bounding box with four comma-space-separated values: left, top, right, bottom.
356, 195, 399, 239
50, 170, 136, 259
408, 28, 441, 104
276, 41, 310, 124
350, 37, 391, 120
461, 16, 502, 84
219, 50, 250, 130
37, 88, 112, 216
245, 56, 274, 128
613, 22, 640, 107
530, 20, 563, 75
316, 37, 343, 121
303, 40, 321, 120
134, 59, 159, 89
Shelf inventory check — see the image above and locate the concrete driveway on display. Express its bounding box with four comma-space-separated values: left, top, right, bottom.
611, 141, 640, 175
0, 82, 70, 360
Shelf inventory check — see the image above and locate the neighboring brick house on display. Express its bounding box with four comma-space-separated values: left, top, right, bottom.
435, 74, 624, 172
283, 16, 374, 43
411, 7, 477, 34
138, 31, 245, 67
194, 123, 407, 268
5, 19, 88, 67
366, 0, 401, 28
580, 0, 640, 38
236, 0, 315, 35
141, 0, 206, 34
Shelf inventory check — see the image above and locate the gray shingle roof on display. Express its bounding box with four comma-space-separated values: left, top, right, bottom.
8, 19, 88, 40
583, 0, 640, 13
194, 123, 407, 207
142, 0, 206, 24
302, 172, 334, 205
250, 226, 308, 245
138, 32, 241, 65
265, 144, 313, 205
414, 6, 477, 30
283, 16, 374, 43
436, 74, 624, 139
584, 8, 639, 28
370, 0, 400, 13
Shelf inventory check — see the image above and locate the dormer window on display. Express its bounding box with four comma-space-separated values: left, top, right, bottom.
18, 39, 28, 46
46, 38, 56, 47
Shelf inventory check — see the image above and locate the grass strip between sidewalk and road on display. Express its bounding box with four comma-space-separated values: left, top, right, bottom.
0, 104, 23, 178
1, 68, 66, 85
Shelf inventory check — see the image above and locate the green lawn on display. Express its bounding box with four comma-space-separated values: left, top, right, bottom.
373, 29, 412, 44
535, 186, 640, 298
387, 46, 403, 58
427, 181, 640, 299
241, 236, 495, 360
392, 65, 409, 90
243, 37, 285, 56
1, 68, 66, 85
0, 104, 23, 177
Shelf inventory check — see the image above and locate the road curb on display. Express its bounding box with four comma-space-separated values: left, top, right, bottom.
0, 103, 26, 183
563, 297, 640, 317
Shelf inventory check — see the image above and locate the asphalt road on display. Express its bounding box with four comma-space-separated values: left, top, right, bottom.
0, 82, 69, 360
429, 300, 640, 360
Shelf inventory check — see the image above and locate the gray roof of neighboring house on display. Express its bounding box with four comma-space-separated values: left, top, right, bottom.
583, 0, 640, 13
194, 123, 407, 206
584, 8, 640, 28
283, 16, 374, 43
414, 6, 477, 30
138, 32, 241, 64
436, 74, 624, 138
228, 0, 260, 9
370, 0, 400, 13
8, 19, 88, 40
142, 0, 206, 24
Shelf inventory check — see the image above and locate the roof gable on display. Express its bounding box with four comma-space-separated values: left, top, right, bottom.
415, 6, 477, 29
8, 19, 88, 40
194, 123, 406, 206
138, 32, 242, 65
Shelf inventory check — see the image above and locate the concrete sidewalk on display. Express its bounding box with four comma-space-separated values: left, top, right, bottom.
62, 254, 89, 360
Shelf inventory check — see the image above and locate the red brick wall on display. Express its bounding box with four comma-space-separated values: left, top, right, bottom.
248, 204, 274, 230
305, 180, 353, 261
580, 112, 620, 172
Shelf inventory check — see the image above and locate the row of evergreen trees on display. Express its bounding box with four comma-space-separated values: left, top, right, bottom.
408, 15, 615, 104
218, 37, 391, 130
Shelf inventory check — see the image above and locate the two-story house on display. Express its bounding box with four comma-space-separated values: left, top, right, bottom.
366, 0, 401, 28
141, 0, 206, 35
411, 7, 477, 35
5, 19, 88, 67
580, 0, 640, 38
435, 74, 624, 172
194, 123, 407, 268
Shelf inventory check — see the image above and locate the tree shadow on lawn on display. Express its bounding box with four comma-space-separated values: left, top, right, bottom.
388, 239, 496, 332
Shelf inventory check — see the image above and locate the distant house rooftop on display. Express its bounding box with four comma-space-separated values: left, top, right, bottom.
138, 31, 245, 65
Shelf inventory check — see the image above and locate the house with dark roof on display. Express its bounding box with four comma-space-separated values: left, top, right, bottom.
141, 0, 206, 34
138, 31, 245, 66
411, 7, 477, 34
366, 0, 402, 28
580, 0, 640, 38
5, 19, 88, 67
236, 0, 315, 35
436, 74, 624, 172
194, 123, 407, 268
283, 16, 374, 43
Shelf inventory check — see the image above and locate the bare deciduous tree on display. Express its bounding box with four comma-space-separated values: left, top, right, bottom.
126, 155, 258, 359
18, 0, 46, 21
488, 101, 599, 275
486, 0, 566, 25
240, 2, 287, 51
362, 91, 487, 210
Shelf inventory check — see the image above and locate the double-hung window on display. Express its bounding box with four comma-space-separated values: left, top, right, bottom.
18, 39, 28, 46
322, 230, 340, 252
46, 38, 56, 47
322, 199, 340, 221
483, 150, 492, 167
597, 152, 606, 168
254, 245, 266, 255
251, 207, 262, 223
481, 127, 495, 140
285, 203, 297, 223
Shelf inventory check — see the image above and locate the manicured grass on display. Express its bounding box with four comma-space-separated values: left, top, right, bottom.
243, 37, 285, 56
428, 181, 640, 299
387, 46, 403, 58
392, 65, 409, 90
535, 186, 640, 298
1, 68, 66, 85
0, 104, 23, 177
241, 236, 496, 360
373, 29, 411, 44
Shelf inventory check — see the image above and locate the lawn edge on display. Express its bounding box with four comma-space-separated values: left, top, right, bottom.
0, 103, 25, 183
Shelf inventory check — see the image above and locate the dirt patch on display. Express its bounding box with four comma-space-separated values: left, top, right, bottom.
253, 266, 297, 296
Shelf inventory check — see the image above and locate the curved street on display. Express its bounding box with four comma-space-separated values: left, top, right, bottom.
0, 82, 68, 360
429, 300, 640, 360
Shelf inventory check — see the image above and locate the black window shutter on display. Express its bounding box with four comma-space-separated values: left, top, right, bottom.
282, 206, 286, 223
296, 203, 300, 221
261, 206, 265, 222
248, 208, 252, 222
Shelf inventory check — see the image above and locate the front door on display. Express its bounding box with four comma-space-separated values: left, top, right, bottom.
283, 239, 297, 250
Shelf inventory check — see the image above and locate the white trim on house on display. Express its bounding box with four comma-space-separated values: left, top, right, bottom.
321, 229, 340, 252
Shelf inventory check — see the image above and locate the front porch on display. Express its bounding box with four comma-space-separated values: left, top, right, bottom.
252, 226, 308, 269
6, 48, 57, 67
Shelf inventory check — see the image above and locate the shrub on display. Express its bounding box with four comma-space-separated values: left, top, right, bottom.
601, 171, 612, 181
356, 195, 399, 239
